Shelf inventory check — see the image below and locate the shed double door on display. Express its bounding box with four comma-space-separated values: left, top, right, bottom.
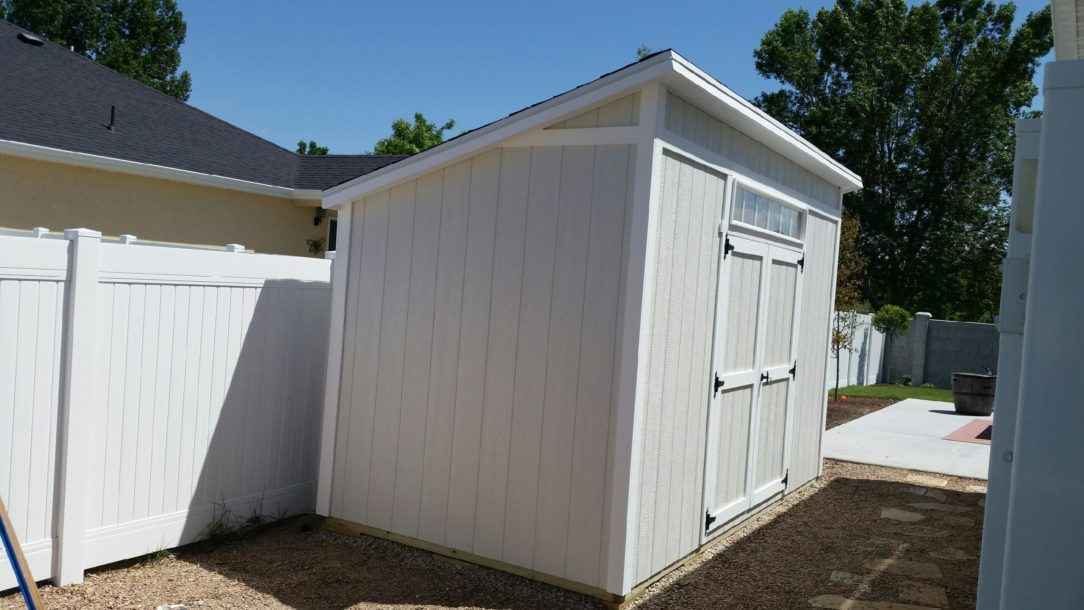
703, 232, 803, 534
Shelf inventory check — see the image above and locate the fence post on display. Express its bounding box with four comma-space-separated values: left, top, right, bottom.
53, 228, 100, 585
910, 312, 932, 386
317, 203, 351, 516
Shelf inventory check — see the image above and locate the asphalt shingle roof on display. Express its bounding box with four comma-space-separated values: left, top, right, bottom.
0, 19, 403, 191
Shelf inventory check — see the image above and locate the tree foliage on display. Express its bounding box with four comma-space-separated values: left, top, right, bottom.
373, 113, 455, 156
831, 310, 860, 399
754, 0, 1052, 320
835, 212, 867, 309
2, 0, 192, 100
296, 140, 329, 155
636, 44, 654, 60
872, 304, 912, 339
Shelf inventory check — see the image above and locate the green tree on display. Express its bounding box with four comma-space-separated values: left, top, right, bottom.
1, 0, 192, 100
636, 44, 654, 60
296, 140, 329, 155
835, 212, 867, 310
373, 113, 455, 155
753, 0, 1052, 320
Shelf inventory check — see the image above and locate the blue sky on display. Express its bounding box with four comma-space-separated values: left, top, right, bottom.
178, 0, 1054, 154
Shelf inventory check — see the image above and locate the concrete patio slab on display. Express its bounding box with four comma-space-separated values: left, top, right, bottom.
824, 399, 990, 479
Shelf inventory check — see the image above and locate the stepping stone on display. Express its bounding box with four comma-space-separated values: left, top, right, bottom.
909, 502, 972, 513
882, 507, 926, 523
930, 547, 973, 561
939, 515, 974, 526
899, 580, 949, 607
809, 594, 938, 609
830, 570, 870, 592
967, 484, 987, 493
864, 558, 944, 580
906, 474, 947, 488
884, 525, 950, 539
900, 487, 948, 502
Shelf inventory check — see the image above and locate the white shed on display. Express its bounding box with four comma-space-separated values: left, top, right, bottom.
316, 50, 862, 604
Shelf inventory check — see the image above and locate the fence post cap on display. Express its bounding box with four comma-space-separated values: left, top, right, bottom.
31, 227, 50, 237
224, 243, 246, 252
118, 234, 138, 244
915, 312, 933, 319
63, 228, 101, 239
324, 250, 336, 260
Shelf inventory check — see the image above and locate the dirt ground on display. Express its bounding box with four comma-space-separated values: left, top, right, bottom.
826, 396, 897, 429
2, 460, 984, 610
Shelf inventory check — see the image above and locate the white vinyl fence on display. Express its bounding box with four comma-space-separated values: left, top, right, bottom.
825, 312, 886, 392
0, 228, 331, 589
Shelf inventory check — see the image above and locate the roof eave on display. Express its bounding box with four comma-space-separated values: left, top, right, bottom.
0, 137, 322, 201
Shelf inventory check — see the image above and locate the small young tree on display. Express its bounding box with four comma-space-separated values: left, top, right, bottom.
872, 304, 911, 382
830, 310, 859, 400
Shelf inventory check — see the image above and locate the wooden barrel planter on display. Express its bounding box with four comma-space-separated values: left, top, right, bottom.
952, 372, 996, 416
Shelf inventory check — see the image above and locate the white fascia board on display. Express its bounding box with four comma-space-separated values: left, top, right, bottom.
320, 54, 676, 209
664, 53, 863, 193
0, 138, 320, 202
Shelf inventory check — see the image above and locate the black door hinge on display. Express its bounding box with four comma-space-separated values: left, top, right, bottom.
760, 371, 770, 384
713, 372, 724, 397
705, 510, 717, 531
782, 469, 789, 488
789, 361, 797, 378
797, 254, 805, 271
723, 236, 735, 259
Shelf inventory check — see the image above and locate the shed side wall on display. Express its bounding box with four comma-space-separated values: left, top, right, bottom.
630, 151, 724, 584
330, 144, 635, 590
790, 211, 839, 487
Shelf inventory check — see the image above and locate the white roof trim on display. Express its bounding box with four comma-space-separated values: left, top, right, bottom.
0, 138, 322, 201
322, 50, 862, 209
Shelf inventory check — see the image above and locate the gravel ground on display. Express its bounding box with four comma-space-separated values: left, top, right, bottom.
2, 460, 985, 609
826, 396, 897, 429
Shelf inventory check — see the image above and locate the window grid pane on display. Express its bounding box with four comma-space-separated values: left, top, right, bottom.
733, 186, 803, 240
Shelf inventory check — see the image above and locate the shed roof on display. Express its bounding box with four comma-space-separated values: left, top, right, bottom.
323, 49, 863, 208
0, 19, 404, 193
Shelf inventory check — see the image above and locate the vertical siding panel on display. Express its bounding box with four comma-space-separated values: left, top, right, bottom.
118, 284, 145, 523
447, 150, 500, 551
332, 204, 367, 516
474, 147, 531, 560
10, 282, 37, 538
636, 154, 680, 581
367, 183, 416, 530
133, 284, 161, 520
148, 285, 174, 516
534, 146, 595, 576
28, 282, 59, 541
85, 283, 112, 530
665, 167, 707, 561
0, 281, 15, 525
683, 174, 723, 552
392, 173, 442, 537
342, 191, 391, 523
502, 147, 563, 568
164, 285, 190, 513
650, 159, 695, 573
419, 162, 470, 543
565, 145, 631, 583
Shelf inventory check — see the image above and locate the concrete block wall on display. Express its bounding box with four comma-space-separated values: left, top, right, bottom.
881, 313, 999, 388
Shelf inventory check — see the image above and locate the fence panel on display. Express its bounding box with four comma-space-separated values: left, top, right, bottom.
0, 230, 331, 589
0, 233, 69, 588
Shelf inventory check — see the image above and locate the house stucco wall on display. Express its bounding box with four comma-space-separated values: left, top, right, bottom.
0, 155, 327, 256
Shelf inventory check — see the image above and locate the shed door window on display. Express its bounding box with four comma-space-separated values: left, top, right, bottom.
733, 186, 802, 239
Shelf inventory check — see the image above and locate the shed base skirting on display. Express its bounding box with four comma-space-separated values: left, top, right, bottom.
322, 480, 813, 608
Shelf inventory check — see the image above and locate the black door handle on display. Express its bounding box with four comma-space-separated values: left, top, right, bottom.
713, 373, 724, 397
760, 371, 770, 384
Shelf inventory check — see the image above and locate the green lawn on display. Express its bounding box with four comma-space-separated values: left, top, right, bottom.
834, 384, 954, 403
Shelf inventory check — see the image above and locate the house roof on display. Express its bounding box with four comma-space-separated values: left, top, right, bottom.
0, 19, 404, 194
323, 49, 862, 208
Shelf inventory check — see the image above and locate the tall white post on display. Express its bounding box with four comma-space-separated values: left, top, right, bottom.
53, 228, 101, 585
316, 202, 351, 516
997, 60, 1084, 608
976, 118, 1038, 609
